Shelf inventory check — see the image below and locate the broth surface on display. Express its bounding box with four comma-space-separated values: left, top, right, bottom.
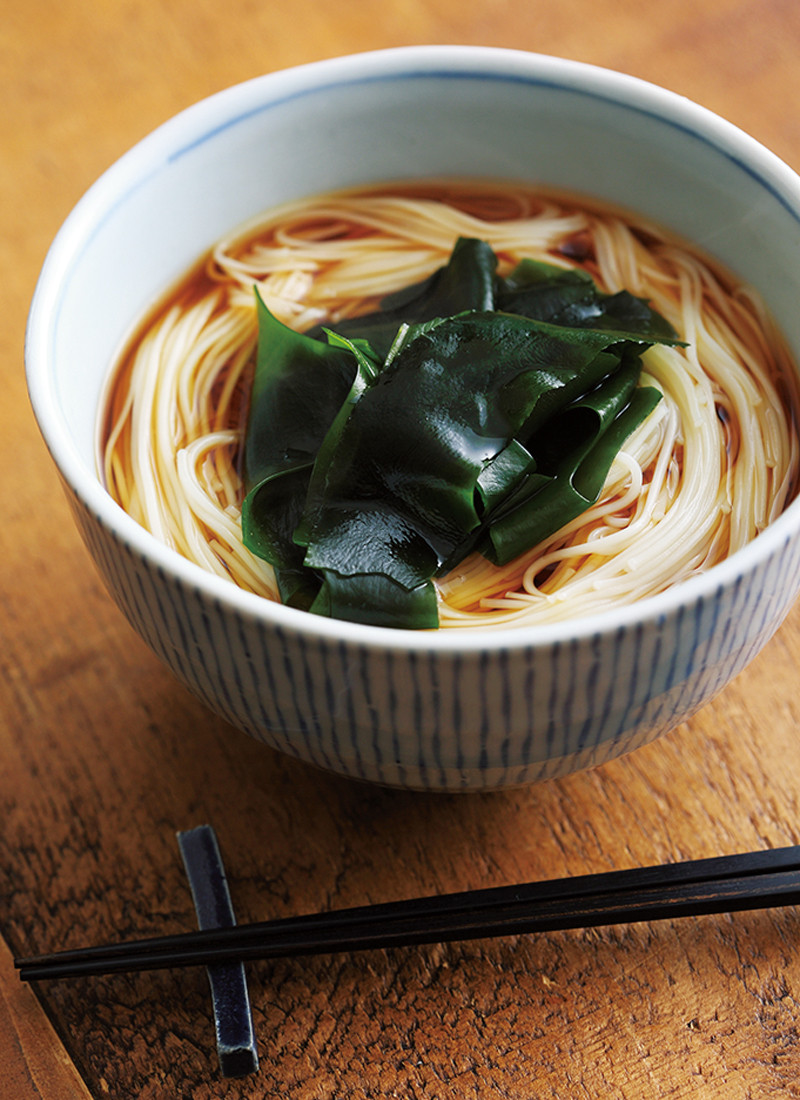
101, 182, 800, 628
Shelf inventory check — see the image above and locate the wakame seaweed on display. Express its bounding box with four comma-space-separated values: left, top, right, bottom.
241, 239, 682, 629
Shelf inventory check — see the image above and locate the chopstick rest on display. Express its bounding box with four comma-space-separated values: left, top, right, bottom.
177, 825, 259, 1078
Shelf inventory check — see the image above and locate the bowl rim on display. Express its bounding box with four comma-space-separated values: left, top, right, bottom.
25, 43, 800, 654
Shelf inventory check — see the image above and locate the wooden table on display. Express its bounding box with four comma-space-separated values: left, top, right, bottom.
4, 2, 800, 1096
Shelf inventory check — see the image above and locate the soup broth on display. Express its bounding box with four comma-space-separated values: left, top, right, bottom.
101, 182, 800, 628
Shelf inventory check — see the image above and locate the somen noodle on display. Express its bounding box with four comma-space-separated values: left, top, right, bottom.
101, 182, 799, 628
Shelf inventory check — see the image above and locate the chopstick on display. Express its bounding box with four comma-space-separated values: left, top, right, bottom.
16, 845, 800, 982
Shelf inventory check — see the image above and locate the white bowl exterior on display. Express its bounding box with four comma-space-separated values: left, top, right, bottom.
65, 479, 800, 789
26, 47, 800, 788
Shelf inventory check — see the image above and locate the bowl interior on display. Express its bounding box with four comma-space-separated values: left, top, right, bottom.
27, 47, 800, 614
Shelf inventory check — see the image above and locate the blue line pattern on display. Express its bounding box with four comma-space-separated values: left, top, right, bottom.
63, 481, 800, 791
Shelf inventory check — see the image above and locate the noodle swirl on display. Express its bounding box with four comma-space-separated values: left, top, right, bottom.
102, 183, 799, 628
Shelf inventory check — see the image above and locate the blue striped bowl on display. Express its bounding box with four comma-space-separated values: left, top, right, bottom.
26, 47, 800, 790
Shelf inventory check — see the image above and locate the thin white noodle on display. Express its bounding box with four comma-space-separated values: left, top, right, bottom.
102, 184, 799, 628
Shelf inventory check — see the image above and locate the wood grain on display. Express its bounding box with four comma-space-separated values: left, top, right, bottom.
0, 939, 92, 1100
4, 0, 800, 1096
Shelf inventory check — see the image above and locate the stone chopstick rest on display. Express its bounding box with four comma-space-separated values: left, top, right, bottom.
177, 825, 259, 1078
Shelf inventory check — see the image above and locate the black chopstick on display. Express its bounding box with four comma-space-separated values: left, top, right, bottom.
16, 845, 800, 982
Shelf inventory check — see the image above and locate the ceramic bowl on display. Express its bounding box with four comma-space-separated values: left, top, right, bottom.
25, 46, 800, 790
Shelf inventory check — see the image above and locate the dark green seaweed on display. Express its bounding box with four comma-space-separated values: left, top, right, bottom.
242, 239, 681, 628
